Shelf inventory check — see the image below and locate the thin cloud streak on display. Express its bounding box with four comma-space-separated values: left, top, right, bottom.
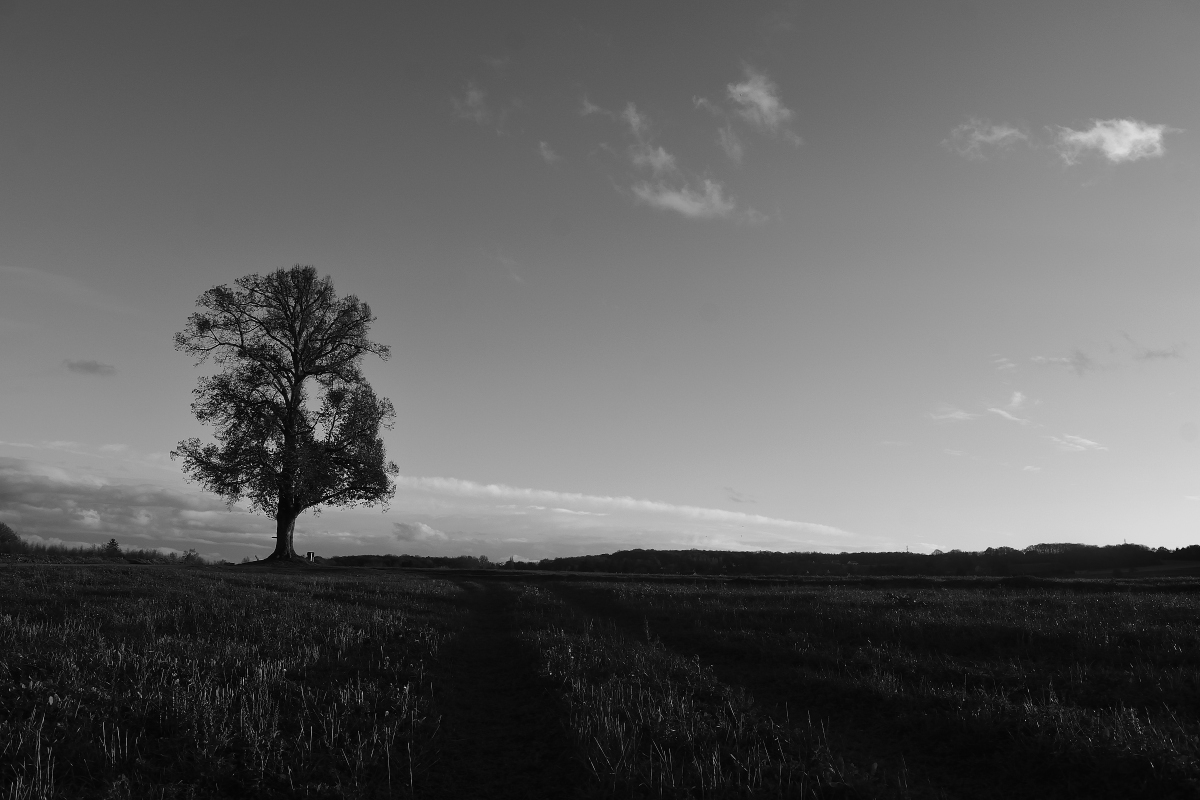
632, 180, 735, 219
928, 405, 978, 422
392, 475, 850, 536
1049, 434, 1108, 452
64, 359, 116, 376
1032, 350, 1096, 376
944, 118, 1028, 158
987, 407, 1030, 425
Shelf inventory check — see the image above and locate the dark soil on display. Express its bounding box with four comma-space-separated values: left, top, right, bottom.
419, 581, 586, 799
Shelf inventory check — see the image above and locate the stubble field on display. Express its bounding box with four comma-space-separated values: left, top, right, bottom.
2, 565, 1198, 799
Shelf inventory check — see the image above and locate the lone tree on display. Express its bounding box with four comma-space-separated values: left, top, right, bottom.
173, 265, 397, 561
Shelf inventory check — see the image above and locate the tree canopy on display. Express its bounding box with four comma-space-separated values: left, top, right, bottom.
173, 265, 397, 560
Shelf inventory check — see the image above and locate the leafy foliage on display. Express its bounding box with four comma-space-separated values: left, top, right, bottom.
172, 266, 397, 557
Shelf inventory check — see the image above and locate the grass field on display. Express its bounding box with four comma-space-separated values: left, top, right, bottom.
3, 566, 1199, 798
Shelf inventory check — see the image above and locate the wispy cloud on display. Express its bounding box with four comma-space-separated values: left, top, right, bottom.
392, 475, 848, 536
1055, 119, 1170, 165
64, 359, 116, 376
987, 407, 1030, 425
1008, 391, 1027, 410
993, 356, 1017, 371
1049, 434, 1108, 452
944, 118, 1028, 158
393, 521, 448, 542
1032, 349, 1096, 376
620, 103, 677, 175
632, 179, 736, 219
452, 82, 489, 124
1023, 465, 1042, 472
631, 144, 677, 175
1123, 332, 1183, 362
717, 125, 744, 163
928, 405, 978, 422
725, 487, 756, 504
538, 141, 561, 164
621, 102, 650, 138
585, 101, 751, 222
580, 96, 606, 117
727, 68, 801, 146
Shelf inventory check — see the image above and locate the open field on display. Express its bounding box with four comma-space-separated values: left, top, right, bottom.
3, 566, 1199, 798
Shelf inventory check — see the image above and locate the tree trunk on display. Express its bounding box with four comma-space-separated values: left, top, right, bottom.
268, 513, 299, 560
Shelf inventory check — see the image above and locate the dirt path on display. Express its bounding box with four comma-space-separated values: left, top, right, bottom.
419, 580, 585, 799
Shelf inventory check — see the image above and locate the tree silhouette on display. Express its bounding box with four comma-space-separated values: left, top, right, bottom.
173, 265, 397, 561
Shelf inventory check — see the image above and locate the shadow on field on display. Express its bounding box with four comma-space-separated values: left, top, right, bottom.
552, 582, 1192, 800
420, 581, 587, 799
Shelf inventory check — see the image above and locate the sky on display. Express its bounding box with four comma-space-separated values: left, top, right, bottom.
2, 0, 1199, 562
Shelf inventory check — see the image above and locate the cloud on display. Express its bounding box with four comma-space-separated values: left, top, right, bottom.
1134, 345, 1183, 361
392, 475, 849, 537
0, 456, 274, 549
1049, 434, 1108, 452
538, 141, 561, 164
580, 96, 606, 117
452, 82, 489, 124
527, 505, 608, 517
1123, 333, 1183, 362
726, 68, 801, 145
632, 179, 735, 219
1055, 119, 1170, 165
724, 487, 756, 504
1008, 391, 1027, 410
944, 118, 1028, 158
1032, 349, 1096, 376
618, 103, 678, 175
717, 125, 744, 163
621, 102, 650, 138
631, 144, 677, 175
594, 100, 749, 222
987, 407, 1031, 425
928, 405, 978, 422
1022, 465, 1042, 472
393, 521, 448, 542
993, 356, 1017, 371
64, 359, 116, 376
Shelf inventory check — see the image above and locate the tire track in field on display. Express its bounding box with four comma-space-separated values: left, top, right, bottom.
419, 580, 586, 799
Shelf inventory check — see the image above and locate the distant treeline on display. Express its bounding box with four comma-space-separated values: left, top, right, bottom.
531, 544, 1200, 577
0, 522, 208, 564
333, 543, 1200, 578
328, 553, 502, 570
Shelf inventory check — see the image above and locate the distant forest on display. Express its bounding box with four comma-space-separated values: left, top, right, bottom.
330, 542, 1200, 578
